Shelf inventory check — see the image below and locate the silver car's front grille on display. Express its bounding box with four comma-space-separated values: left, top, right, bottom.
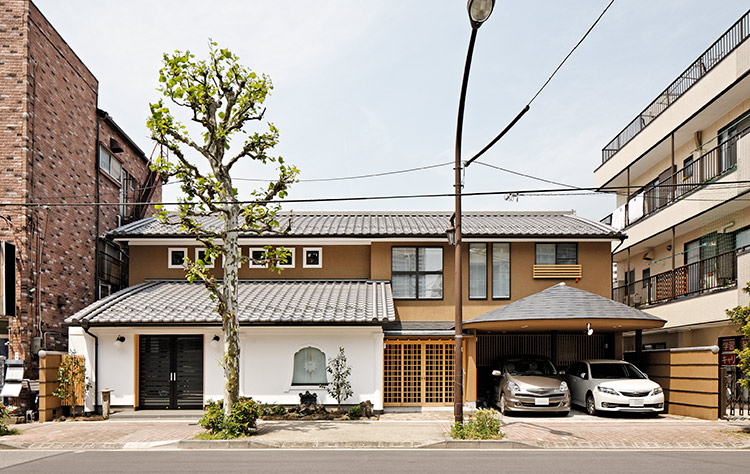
619, 390, 650, 397
526, 388, 557, 396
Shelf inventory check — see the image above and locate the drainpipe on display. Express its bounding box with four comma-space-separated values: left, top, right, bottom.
80, 319, 99, 414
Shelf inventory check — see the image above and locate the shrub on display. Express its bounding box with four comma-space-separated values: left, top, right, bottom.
321, 347, 353, 411
347, 405, 361, 419
272, 404, 287, 416
451, 409, 503, 440
198, 397, 262, 438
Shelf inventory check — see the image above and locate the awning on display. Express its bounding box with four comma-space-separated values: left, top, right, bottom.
66, 279, 395, 326
0, 383, 22, 398
464, 282, 665, 332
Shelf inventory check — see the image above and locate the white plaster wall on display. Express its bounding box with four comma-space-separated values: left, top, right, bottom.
240, 327, 384, 410
68, 325, 384, 411
596, 42, 746, 187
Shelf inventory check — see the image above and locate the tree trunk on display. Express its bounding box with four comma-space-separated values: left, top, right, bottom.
222, 203, 241, 417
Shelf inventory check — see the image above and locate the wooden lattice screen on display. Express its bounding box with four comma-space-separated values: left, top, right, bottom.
384, 339, 454, 406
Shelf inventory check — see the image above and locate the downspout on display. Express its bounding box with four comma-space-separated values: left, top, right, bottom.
80, 319, 99, 414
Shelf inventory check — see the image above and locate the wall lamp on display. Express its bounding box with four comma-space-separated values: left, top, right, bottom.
586, 323, 593, 336
114, 335, 126, 345
210, 335, 221, 346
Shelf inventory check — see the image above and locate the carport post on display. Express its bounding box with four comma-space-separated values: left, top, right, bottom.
635, 330, 643, 366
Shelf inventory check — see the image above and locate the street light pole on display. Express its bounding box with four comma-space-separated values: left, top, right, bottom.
453, 0, 495, 424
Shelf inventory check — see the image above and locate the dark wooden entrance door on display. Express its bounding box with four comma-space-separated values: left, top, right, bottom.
139, 335, 203, 409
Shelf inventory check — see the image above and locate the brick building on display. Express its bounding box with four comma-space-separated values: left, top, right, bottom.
0, 1, 161, 371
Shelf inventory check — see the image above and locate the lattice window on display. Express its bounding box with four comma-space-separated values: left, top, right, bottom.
383, 340, 454, 406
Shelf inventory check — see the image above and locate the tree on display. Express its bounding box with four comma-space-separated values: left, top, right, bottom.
727, 283, 750, 388
147, 42, 298, 416
321, 347, 353, 411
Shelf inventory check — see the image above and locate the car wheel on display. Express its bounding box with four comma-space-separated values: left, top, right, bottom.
498, 392, 506, 415
585, 393, 597, 416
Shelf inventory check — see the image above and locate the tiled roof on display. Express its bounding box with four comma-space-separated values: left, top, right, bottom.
67, 280, 395, 326
110, 211, 621, 239
465, 283, 665, 325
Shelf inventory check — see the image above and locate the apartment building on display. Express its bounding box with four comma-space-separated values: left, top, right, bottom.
0, 0, 161, 372
595, 11, 750, 354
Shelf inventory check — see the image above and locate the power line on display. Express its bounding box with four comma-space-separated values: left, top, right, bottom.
4, 179, 750, 208
234, 161, 453, 183
472, 161, 579, 189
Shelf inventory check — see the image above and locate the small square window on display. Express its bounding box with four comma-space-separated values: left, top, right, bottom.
195, 248, 215, 268
168, 248, 187, 269
248, 248, 267, 268
278, 248, 295, 269
303, 248, 322, 268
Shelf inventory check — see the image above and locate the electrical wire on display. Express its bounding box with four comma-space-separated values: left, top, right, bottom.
472, 160, 579, 189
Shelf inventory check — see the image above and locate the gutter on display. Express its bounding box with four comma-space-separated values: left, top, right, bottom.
80, 319, 99, 414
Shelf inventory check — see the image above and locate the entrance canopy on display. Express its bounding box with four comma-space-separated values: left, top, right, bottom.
464, 283, 665, 332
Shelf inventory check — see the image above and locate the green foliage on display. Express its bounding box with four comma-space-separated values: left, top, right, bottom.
198, 397, 263, 438
347, 405, 361, 419
0, 404, 17, 436
53, 352, 90, 405
451, 409, 503, 440
321, 347, 353, 411
727, 282, 750, 388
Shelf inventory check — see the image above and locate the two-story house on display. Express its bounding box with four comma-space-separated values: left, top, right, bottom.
595, 11, 750, 356
65, 211, 663, 413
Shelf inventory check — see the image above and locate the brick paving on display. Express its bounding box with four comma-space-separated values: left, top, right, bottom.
1, 411, 749, 450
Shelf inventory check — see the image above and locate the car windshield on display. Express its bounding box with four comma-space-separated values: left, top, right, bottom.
589, 363, 645, 380
505, 358, 557, 376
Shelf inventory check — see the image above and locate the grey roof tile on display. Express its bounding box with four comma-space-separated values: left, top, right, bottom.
465, 282, 665, 325
67, 279, 395, 326
110, 211, 621, 239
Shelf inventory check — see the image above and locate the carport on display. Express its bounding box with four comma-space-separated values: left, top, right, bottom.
462, 283, 666, 406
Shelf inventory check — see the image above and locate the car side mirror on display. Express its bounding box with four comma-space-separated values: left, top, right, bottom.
644, 374, 649, 379
491, 369, 502, 377
580, 373, 587, 379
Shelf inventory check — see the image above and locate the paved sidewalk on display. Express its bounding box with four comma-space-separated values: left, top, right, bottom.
1, 411, 749, 450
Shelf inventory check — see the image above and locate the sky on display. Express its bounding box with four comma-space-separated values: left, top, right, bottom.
33, 0, 750, 221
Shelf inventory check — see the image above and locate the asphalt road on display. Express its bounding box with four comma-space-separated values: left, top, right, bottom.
0, 450, 747, 474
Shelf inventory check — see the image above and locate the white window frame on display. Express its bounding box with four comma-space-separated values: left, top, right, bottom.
248, 247, 267, 268
195, 248, 215, 268
168, 247, 188, 269
98, 282, 112, 299
302, 247, 322, 269
278, 248, 296, 269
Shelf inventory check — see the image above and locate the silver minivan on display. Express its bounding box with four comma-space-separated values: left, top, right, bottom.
491, 355, 570, 415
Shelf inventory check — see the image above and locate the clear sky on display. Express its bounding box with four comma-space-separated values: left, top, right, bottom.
33, 0, 750, 221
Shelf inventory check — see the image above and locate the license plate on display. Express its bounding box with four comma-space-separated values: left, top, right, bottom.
629, 399, 644, 407
535, 398, 549, 406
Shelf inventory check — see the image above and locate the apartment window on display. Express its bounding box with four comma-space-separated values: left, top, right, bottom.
168, 248, 187, 269
391, 247, 443, 299
248, 248, 267, 268
468, 244, 487, 299
292, 347, 327, 385
99, 146, 123, 183
492, 243, 510, 299
195, 248, 215, 268
1, 242, 16, 317
642, 268, 650, 288
303, 248, 322, 268
535, 243, 577, 265
683, 157, 694, 179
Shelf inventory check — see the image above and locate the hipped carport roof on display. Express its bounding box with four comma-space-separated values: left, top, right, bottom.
464, 283, 665, 332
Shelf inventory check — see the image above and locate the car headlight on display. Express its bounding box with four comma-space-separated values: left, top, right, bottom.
508, 381, 521, 393
559, 381, 568, 392
596, 385, 619, 396
650, 387, 663, 396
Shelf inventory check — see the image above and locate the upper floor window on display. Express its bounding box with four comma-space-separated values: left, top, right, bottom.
391, 247, 443, 299
535, 243, 577, 265
292, 347, 327, 385
303, 248, 322, 268
248, 247, 295, 268
99, 146, 123, 184
168, 248, 187, 269
492, 243, 510, 299
196, 248, 215, 268
468, 244, 487, 299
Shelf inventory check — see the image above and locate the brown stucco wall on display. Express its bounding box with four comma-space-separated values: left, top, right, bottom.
128, 244, 371, 285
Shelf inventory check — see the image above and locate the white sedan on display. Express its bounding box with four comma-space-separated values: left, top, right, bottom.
564, 360, 664, 415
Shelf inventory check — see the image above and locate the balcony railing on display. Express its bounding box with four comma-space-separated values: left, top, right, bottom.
604, 129, 743, 230
601, 10, 750, 164
613, 249, 737, 308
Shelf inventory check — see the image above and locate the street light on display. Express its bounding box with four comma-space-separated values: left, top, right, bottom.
452, 0, 495, 424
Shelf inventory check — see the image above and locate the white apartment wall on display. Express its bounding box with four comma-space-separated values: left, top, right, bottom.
596, 40, 750, 188
641, 289, 737, 329
67, 325, 385, 412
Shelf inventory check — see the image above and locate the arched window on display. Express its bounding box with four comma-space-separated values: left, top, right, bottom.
292, 347, 327, 385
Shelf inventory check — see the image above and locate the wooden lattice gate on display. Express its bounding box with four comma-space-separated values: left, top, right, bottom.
384, 339, 454, 406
